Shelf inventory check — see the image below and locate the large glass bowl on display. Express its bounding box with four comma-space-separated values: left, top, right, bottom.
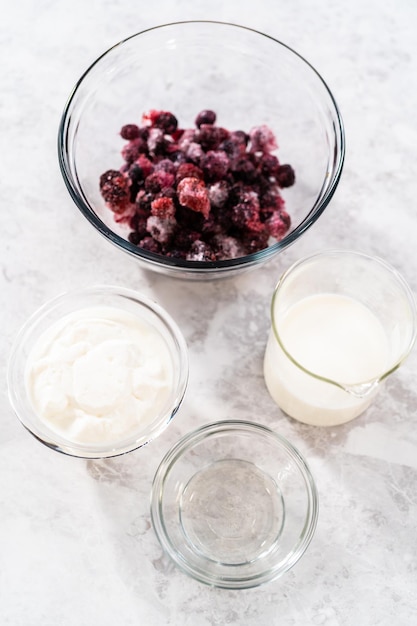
150, 421, 318, 589
7, 286, 189, 458
58, 21, 345, 279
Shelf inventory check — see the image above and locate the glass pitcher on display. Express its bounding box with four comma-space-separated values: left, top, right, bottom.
264, 250, 417, 426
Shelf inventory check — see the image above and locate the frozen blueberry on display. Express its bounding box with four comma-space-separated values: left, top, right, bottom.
276, 164, 296, 188
120, 124, 141, 140
195, 110, 216, 128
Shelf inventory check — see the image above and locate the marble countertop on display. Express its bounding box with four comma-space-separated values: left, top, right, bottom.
1, 1, 417, 624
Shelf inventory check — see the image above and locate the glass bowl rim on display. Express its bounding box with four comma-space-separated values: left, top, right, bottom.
57, 19, 346, 274
150, 419, 319, 589
7, 284, 189, 459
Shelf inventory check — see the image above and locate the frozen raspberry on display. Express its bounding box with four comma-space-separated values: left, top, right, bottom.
195, 110, 216, 128
120, 124, 141, 140
121, 137, 149, 163
99, 170, 130, 211
151, 196, 176, 219
201, 150, 230, 182
146, 215, 177, 244
176, 163, 204, 184
186, 240, 216, 262
207, 180, 230, 208
249, 125, 278, 153
177, 177, 210, 218
276, 164, 296, 188
196, 125, 230, 151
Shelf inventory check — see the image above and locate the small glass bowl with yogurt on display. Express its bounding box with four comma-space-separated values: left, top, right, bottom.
7, 285, 189, 458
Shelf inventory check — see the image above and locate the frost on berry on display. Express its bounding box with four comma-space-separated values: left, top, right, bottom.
249, 125, 278, 153
146, 215, 177, 244
177, 177, 210, 218
99, 169, 131, 212
151, 196, 176, 219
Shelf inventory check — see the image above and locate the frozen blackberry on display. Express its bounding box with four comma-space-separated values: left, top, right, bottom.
99, 169, 131, 210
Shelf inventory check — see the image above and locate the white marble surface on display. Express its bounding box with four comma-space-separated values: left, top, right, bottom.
1, 1, 417, 624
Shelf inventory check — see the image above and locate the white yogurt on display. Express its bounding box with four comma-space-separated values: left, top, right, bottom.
264, 293, 390, 426
25, 306, 174, 444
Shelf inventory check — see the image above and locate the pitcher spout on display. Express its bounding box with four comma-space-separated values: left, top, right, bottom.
342, 379, 380, 399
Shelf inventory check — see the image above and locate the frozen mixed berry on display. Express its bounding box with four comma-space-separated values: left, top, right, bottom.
186, 240, 216, 262
207, 180, 229, 208
196, 124, 230, 151
153, 111, 178, 134
177, 177, 210, 218
146, 215, 177, 244
195, 110, 216, 128
151, 196, 176, 219
276, 164, 296, 188
138, 236, 162, 254
99, 170, 131, 211
99, 109, 295, 261
249, 125, 278, 153
145, 170, 175, 193
121, 138, 149, 163
176, 162, 204, 184
120, 124, 141, 140
265, 210, 291, 240
201, 150, 230, 182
